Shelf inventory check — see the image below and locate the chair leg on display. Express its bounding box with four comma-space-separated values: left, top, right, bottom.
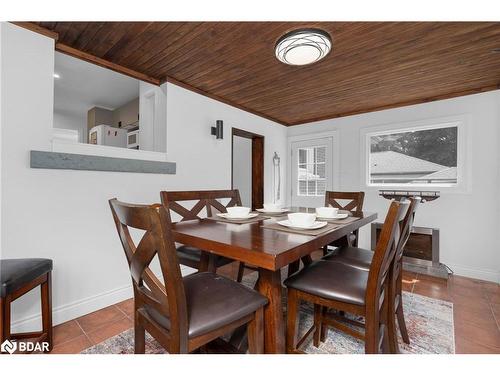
134, 312, 146, 354
322, 246, 329, 256
247, 307, 264, 354
236, 262, 245, 282
320, 306, 327, 342
313, 304, 322, 347
396, 299, 410, 344
0, 296, 11, 343
286, 289, 300, 353
41, 272, 53, 351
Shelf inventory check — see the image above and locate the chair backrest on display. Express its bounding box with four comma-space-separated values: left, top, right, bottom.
325, 191, 365, 213
394, 197, 420, 263
109, 199, 188, 350
365, 201, 408, 310
160, 190, 242, 222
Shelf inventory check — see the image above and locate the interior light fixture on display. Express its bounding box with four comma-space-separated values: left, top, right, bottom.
53, 73, 60, 79
275, 28, 332, 66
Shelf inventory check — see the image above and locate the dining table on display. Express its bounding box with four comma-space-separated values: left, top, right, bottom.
171, 207, 377, 354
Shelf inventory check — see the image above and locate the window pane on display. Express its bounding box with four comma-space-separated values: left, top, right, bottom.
307, 180, 316, 195
317, 180, 326, 195
369, 126, 458, 185
315, 146, 326, 163
298, 180, 307, 195
298, 149, 307, 164
316, 164, 326, 178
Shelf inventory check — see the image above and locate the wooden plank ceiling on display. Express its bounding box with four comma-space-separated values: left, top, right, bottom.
25, 22, 500, 125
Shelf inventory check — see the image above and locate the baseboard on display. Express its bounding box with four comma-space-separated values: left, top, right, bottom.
11, 265, 198, 332
447, 263, 500, 284
11, 283, 133, 333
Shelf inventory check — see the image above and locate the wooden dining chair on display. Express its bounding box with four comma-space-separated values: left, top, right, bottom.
325, 191, 365, 250
0, 258, 53, 352
160, 190, 247, 281
109, 199, 266, 354
322, 197, 420, 352
284, 200, 405, 354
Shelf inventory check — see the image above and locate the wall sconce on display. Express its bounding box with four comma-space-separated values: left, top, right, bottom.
211, 120, 224, 139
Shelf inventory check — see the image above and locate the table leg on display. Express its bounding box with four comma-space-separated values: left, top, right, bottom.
198, 252, 217, 273
257, 268, 285, 354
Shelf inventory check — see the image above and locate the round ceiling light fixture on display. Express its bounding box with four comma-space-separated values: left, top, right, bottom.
275, 28, 332, 66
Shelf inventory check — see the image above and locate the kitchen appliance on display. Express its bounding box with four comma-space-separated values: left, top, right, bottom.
89, 125, 127, 148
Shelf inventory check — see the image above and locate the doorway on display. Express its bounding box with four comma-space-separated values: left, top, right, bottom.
231, 128, 264, 210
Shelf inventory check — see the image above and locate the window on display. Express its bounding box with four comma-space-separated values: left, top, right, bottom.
297, 146, 327, 196
367, 124, 458, 186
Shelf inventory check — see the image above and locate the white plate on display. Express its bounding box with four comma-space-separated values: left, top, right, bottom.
317, 213, 349, 220
277, 220, 328, 230
256, 208, 289, 214
217, 213, 259, 220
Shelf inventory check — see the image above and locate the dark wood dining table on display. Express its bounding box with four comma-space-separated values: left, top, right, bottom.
172, 208, 377, 354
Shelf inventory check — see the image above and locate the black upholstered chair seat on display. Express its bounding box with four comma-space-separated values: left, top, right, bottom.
144, 272, 267, 338
176, 245, 234, 268
0, 258, 53, 297
323, 246, 373, 271
284, 260, 368, 306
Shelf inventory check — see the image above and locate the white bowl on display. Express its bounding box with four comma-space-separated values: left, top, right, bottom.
263, 203, 282, 212
316, 207, 339, 218
287, 212, 317, 227
226, 206, 251, 218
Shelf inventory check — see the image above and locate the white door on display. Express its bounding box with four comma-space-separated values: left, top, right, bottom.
291, 137, 333, 207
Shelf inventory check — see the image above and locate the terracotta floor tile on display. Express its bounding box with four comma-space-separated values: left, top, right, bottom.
491, 302, 500, 321
51, 335, 92, 354
115, 298, 134, 316
455, 336, 500, 354
86, 317, 133, 345
449, 275, 487, 289
76, 305, 126, 333
412, 279, 451, 301
453, 304, 498, 331
416, 273, 448, 285
454, 321, 500, 350
485, 290, 500, 304
451, 291, 491, 309
53, 320, 85, 346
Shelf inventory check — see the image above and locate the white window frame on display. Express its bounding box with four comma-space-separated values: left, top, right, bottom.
360, 115, 470, 193
287, 130, 340, 205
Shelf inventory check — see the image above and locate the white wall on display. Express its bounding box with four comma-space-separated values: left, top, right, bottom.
288, 90, 500, 283
0, 23, 287, 331
53, 110, 87, 143
232, 136, 252, 207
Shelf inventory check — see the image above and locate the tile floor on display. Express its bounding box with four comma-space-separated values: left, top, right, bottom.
48, 261, 500, 354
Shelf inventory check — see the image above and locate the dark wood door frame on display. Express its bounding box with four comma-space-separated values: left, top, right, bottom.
231, 128, 264, 211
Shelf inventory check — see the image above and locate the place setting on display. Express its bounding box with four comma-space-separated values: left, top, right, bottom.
255, 202, 290, 216
315, 206, 361, 224
262, 210, 340, 236
204, 206, 270, 224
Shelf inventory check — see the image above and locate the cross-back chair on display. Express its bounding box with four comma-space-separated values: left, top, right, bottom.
109, 198, 266, 354
160, 190, 246, 281
284, 200, 406, 354
322, 197, 419, 353
325, 191, 365, 249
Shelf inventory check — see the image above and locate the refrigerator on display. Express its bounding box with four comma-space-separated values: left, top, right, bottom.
89, 124, 127, 148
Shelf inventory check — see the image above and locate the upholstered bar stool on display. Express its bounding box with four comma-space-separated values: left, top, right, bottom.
0, 258, 53, 352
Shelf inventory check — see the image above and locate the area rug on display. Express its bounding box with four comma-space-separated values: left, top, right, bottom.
82, 273, 455, 354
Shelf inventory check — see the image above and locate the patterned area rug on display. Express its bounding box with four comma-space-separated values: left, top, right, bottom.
82, 273, 455, 354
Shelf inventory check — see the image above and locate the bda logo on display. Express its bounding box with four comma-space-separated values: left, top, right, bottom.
1, 339, 17, 354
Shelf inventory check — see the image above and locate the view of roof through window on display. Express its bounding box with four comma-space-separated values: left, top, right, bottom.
369, 125, 458, 185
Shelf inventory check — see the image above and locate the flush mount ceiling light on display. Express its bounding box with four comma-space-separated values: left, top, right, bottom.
275, 28, 332, 66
